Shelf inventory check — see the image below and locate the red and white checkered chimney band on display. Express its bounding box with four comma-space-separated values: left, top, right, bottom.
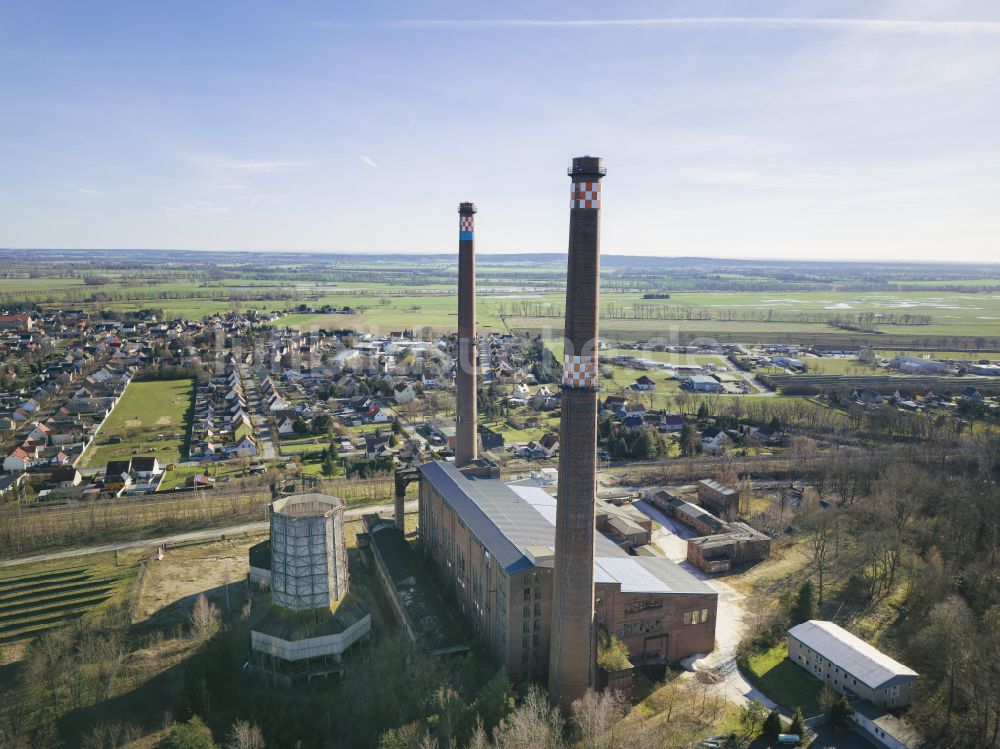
570, 181, 601, 209
562, 353, 598, 388
460, 216, 475, 231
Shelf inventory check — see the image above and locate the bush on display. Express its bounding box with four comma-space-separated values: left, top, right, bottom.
169, 716, 218, 749
597, 631, 632, 672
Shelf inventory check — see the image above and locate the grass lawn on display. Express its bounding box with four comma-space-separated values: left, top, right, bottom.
157, 461, 254, 490
742, 643, 824, 716
80, 379, 194, 468
278, 437, 330, 455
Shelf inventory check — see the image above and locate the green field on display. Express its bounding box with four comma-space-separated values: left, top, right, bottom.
80, 379, 194, 468
742, 643, 824, 716
6, 252, 1000, 349
0, 559, 137, 644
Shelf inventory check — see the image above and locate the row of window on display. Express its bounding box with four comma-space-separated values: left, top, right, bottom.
522, 602, 542, 619
622, 619, 662, 637
683, 609, 710, 625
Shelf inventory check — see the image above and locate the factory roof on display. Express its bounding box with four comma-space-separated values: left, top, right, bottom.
698, 478, 739, 496
419, 461, 713, 596
788, 620, 918, 691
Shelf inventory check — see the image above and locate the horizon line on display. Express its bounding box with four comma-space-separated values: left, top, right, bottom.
2, 247, 999, 268
313, 16, 1000, 36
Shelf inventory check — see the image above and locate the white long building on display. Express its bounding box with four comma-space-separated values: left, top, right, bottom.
787, 620, 918, 709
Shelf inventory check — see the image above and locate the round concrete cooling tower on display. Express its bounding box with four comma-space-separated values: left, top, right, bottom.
268, 492, 348, 612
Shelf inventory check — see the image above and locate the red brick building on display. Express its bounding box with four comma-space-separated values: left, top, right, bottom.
419, 461, 717, 682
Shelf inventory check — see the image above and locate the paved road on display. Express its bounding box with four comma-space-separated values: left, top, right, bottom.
241, 363, 277, 459
0, 500, 418, 569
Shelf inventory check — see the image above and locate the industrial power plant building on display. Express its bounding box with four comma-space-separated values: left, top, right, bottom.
418, 461, 718, 683
410, 157, 718, 707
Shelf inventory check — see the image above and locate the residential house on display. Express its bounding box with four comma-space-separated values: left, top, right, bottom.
631, 375, 656, 392
699, 427, 730, 454
131, 457, 162, 478
229, 436, 258, 458
364, 433, 392, 460
50, 466, 82, 487
659, 413, 684, 433
393, 381, 416, 404
3, 447, 33, 472
532, 433, 559, 458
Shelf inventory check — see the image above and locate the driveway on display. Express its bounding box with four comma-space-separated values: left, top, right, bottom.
633, 498, 786, 716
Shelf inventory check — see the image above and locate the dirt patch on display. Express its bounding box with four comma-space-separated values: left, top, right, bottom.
136, 536, 265, 631
154, 416, 173, 426
125, 418, 141, 428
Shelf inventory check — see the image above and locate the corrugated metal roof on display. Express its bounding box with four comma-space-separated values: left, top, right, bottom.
419, 461, 552, 572
420, 462, 713, 595
788, 620, 918, 691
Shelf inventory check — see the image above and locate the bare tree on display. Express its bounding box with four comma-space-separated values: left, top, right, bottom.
801, 506, 838, 610
226, 720, 266, 749
490, 686, 565, 749
190, 593, 221, 641
571, 689, 628, 749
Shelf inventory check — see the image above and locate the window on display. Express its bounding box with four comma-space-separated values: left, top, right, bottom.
522, 620, 529, 633
533, 634, 540, 646
534, 587, 541, 600
683, 611, 692, 625
523, 575, 530, 585
523, 604, 530, 618
523, 588, 530, 602
521, 650, 530, 664
623, 620, 662, 636
534, 618, 541, 631
534, 602, 542, 616
700, 608, 709, 623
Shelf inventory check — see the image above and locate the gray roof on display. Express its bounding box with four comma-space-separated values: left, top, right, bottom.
853, 701, 927, 749
419, 461, 714, 596
419, 461, 552, 574
699, 478, 738, 496
788, 620, 917, 691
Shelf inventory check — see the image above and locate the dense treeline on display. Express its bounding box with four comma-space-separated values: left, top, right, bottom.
736, 433, 1000, 748
498, 300, 933, 326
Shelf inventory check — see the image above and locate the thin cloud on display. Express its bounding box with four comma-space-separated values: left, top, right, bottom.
64, 183, 105, 197
214, 159, 311, 174
161, 201, 230, 216
185, 155, 312, 175
366, 17, 1000, 36
357, 154, 380, 170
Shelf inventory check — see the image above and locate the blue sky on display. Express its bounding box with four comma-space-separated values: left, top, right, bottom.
1, 1, 998, 261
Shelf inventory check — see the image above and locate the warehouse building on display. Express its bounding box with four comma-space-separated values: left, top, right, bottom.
787, 620, 918, 708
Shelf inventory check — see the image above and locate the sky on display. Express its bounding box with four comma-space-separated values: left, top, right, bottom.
1, 1, 998, 261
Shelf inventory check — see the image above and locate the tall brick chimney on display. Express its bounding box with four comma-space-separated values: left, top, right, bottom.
455, 202, 478, 466
549, 156, 605, 710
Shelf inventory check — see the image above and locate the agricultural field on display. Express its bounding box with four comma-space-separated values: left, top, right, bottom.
795, 356, 877, 375
80, 379, 194, 468
0, 556, 139, 645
